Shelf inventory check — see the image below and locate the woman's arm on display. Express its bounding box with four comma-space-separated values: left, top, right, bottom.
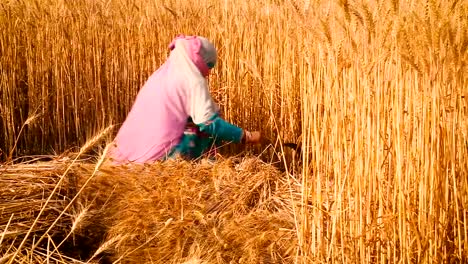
197, 113, 244, 143
197, 113, 261, 144
187, 80, 260, 144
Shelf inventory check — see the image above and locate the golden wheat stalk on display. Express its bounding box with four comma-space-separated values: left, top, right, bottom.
7, 126, 113, 263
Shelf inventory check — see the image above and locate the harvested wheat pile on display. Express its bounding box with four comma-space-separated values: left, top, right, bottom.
0, 161, 79, 261
1, 156, 301, 263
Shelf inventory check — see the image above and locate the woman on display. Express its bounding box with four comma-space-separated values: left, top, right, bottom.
108, 35, 261, 164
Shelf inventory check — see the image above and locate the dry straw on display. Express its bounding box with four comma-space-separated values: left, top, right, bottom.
1, 0, 467, 263
1, 155, 303, 263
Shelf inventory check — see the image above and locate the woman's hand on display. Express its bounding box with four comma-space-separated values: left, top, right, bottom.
242, 130, 261, 144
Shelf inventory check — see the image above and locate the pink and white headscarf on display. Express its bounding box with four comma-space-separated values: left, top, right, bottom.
108, 35, 219, 164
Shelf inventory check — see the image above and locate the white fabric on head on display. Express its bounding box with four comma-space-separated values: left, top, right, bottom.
171, 38, 218, 125
198, 36, 217, 68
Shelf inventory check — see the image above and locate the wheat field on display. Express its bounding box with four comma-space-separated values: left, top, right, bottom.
1, 0, 467, 263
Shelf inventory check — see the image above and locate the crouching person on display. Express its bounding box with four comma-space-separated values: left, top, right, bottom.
108, 35, 261, 164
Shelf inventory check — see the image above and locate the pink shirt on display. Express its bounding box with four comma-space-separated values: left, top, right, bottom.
108, 36, 218, 164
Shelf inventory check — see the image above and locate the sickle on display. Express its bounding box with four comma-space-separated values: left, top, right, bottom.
283, 142, 302, 154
